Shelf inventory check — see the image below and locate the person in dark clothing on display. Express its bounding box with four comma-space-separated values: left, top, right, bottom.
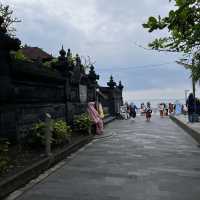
186, 93, 195, 122
130, 103, 137, 118
169, 103, 174, 114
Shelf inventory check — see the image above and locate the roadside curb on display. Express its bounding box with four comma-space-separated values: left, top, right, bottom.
0, 136, 93, 199
1, 117, 116, 199
103, 116, 116, 125
170, 115, 200, 144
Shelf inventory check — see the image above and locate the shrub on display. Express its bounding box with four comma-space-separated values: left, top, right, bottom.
52, 120, 72, 145
10, 50, 30, 61
43, 58, 58, 69
25, 120, 72, 148
25, 122, 46, 148
73, 113, 92, 135
0, 139, 9, 174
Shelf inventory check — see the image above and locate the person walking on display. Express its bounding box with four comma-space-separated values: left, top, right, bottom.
165, 103, 169, 116
140, 103, 146, 116
186, 93, 195, 123
174, 100, 182, 115
126, 102, 131, 119
130, 103, 137, 119
87, 102, 104, 135
169, 103, 174, 114
145, 102, 152, 121
159, 103, 164, 117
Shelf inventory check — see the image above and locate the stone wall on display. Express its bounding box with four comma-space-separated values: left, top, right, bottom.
99, 77, 123, 116
0, 45, 98, 140
0, 17, 124, 141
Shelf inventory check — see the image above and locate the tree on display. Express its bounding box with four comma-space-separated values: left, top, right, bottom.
0, 3, 21, 36
143, 0, 200, 53
143, 0, 200, 82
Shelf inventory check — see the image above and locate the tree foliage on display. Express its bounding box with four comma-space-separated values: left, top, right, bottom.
0, 3, 21, 36
143, 0, 200, 53
143, 0, 200, 82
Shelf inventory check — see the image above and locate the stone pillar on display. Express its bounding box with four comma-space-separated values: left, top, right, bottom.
106, 77, 124, 116
88, 65, 99, 102
117, 81, 124, 106
107, 76, 117, 115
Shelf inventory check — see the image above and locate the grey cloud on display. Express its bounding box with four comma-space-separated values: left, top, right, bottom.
4, 0, 192, 98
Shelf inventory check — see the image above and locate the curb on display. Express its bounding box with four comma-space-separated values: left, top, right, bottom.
0, 117, 116, 199
94, 132, 116, 140
103, 116, 116, 125
170, 115, 200, 144
0, 136, 93, 199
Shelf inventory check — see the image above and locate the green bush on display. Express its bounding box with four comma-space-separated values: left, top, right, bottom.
52, 120, 72, 145
73, 113, 92, 135
0, 139, 9, 174
43, 58, 58, 70
25, 122, 46, 148
25, 120, 72, 148
10, 50, 30, 62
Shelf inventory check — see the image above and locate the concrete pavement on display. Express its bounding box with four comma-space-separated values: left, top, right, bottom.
170, 114, 200, 144
12, 116, 200, 200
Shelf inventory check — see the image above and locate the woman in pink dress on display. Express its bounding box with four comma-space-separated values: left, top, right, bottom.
87, 102, 104, 135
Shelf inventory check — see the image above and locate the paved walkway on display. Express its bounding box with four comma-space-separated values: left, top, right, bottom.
14, 116, 200, 200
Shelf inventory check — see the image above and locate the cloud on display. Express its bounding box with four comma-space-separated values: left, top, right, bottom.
2, 0, 193, 98
123, 86, 192, 103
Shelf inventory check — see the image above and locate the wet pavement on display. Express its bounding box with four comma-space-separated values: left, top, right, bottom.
14, 116, 200, 200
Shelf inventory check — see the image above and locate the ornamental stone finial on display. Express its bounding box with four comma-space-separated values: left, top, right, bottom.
75, 54, 81, 66
118, 80, 124, 90
107, 75, 116, 88
88, 65, 99, 84
59, 45, 66, 58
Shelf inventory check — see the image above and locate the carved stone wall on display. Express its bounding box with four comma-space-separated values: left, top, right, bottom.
0, 21, 123, 140
99, 86, 123, 116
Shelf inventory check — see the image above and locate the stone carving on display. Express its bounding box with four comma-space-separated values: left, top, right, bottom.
107, 75, 116, 89
0, 18, 124, 139
79, 85, 87, 103
66, 48, 74, 71
118, 81, 124, 90
88, 65, 99, 85
52, 46, 68, 75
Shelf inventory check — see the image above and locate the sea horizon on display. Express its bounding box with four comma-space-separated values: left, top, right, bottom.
125, 98, 185, 108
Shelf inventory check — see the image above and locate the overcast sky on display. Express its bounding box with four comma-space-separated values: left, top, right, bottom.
3, 0, 195, 102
